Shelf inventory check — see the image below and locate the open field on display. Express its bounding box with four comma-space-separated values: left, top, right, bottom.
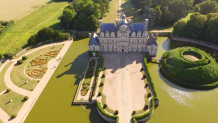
0, 0, 51, 21
0, 62, 13, 92
24, 37, 106, 123
10, 44, 64, 91
0, 2, 68, 56
102, 0, 119, 23
0, 91, 25, 117
122, 0, 142, 22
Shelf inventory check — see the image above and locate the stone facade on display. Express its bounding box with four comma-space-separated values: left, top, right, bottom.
89, 13, 158, 56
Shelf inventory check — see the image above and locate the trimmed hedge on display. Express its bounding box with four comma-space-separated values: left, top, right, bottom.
17, 60, 23, 65
22, 56, 27, 60
96, 101, 119, 122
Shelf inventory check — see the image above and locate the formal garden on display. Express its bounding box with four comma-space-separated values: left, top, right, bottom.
160, 47, 218, 89
10, 44, 64, 91
26, 50, 60, 79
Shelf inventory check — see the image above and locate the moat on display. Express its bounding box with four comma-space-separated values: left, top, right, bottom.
148, 37, 218, 123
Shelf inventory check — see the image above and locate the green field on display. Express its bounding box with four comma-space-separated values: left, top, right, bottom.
0, 91, 25, 117
0, 2, 68, 56
0, 62, 13, 92
24, 37, 106, 123
10, 44, 64, 91
102, 0, 119, 23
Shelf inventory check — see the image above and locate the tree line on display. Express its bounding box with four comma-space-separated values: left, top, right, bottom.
0, 20, 14, 35
173, 0, 218, 44
28, 27, 70, 45
131, 0, 193, 26
60, 0, 110, 31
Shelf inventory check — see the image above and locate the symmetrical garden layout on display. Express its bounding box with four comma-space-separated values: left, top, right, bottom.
74, 52, 159, 123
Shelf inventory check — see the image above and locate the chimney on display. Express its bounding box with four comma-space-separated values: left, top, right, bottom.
144, 19, 149, 31
115, 19, 119, 28
89, 33, 91, 38
156, 33, 159, 38
99, 20, 102, 31
128, 19, 132, 29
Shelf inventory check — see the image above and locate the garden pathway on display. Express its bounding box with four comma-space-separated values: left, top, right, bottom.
0, 40, 72, 123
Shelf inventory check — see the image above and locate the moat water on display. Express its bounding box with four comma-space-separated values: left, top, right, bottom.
148, 37, 218, 123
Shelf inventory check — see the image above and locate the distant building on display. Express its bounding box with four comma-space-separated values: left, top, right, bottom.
88, 13, 158, 56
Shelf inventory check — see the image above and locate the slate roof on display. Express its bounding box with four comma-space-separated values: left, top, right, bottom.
130, 23, 146, 32
88, 34, 99, 46
101, 23, 116, 32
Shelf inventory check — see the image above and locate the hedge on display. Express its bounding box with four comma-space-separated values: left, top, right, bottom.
96, 101, 119, 122
144, 57, 158, 98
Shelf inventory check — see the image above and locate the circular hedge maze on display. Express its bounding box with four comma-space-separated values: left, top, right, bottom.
160, 47, 218, 90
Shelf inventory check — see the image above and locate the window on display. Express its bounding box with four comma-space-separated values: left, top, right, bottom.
137, 40, 139, 43
102, 45, 104, 49
107, 40, 109, 43
151, 46, 153, 51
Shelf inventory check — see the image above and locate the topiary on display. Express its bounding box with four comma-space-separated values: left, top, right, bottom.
6, 88, 11, 93
104, 67, 106, 70
24, 96, 29, 101
147, 93, 152, 98
17, 60, 23, 65
22, 56, 27, 60
11, 114, 17, 118
98, 92, 102, 96
132, 110, 136, 114
103, 104, 107, 108
115, 110, 119, 115
143, 74, 147, 79
144, 105, 149, 110
102, 74, 105, 78
100, 82, 104, 86
141, 67, 144, 71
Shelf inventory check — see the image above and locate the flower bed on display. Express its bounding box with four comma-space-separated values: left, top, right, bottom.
44, 50, 60, 57
28, 68, 48, 78
30, 59, 47, 66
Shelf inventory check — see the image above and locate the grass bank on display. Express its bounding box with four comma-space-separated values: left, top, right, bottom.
10, 44, 64, 91
0, 62, 13, 92
24, 37, 106, 123
0, 2, 68, 56
0, 91, 25, 117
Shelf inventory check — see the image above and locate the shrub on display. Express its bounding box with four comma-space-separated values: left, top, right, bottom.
100, 82, 104, 86
17, 60, 23, 65
132, 110, 136, 114
0, 53, 2, 59
24, 96, 29, 101
103, 104, 107, 108
141, 67, 144, 71
22, 56, 27, 60
147, 93, 152, 98
143, 74, 147, 79
144, 105, 149, 110
37, 80, 40, 82
115, 110, 119, 115
98, 92, 102, 96
102, 74, 105, 78
3, 53, 13, 59
104, 67, 106, 70
11, 114, 17, 118
6, 88, 11, 93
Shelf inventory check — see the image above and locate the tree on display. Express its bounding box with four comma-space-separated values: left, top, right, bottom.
173, 19, 188, 37
195, 0, 218, 14
207, 17, 218, 44
87, 15, 99, 31
28, 35, 37, 45
63, 8, 76, 29
155, 5, 162, 25
161, 6, 172, 25
186, 13, 207, 39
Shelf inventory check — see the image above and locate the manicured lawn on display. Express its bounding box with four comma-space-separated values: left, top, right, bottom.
0, 0, 51, 21
0, 2, 68, 55
24, 37, 106, 123
122, 0, 142, 22
0, 91, 25, 117
0, 119, 3, 123
0, 62, 13, 92
10, 44, 64, 91
102, 0, 119, 23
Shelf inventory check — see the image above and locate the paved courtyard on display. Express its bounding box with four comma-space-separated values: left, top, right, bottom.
102, 53, 147, 123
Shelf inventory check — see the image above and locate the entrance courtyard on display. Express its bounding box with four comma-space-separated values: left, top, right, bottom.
102, 53, 148, 123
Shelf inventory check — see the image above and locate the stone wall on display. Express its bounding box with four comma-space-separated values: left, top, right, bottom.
137, 109, 154, 122
97, 108, 116, 122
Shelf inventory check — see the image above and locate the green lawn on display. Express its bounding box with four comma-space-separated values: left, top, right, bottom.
0, 62, 13, 92
24, 37, 106, 123
0, 119, 3, 123
10, 44, 64, 91
102, 0, 119, 23
0, 2, 68, 55
122, 0, 142, 22
0, 91, 25, 117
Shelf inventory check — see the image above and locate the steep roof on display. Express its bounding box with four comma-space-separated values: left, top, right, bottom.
88, 37, 99, 46
130, 23, 146, 32
101, 23, 116, 32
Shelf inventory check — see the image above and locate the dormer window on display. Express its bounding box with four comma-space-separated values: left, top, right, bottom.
132, 32, 136, 37
137, 31, 141, 37
111, 32, 115, 37
106, 31, 109, 37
